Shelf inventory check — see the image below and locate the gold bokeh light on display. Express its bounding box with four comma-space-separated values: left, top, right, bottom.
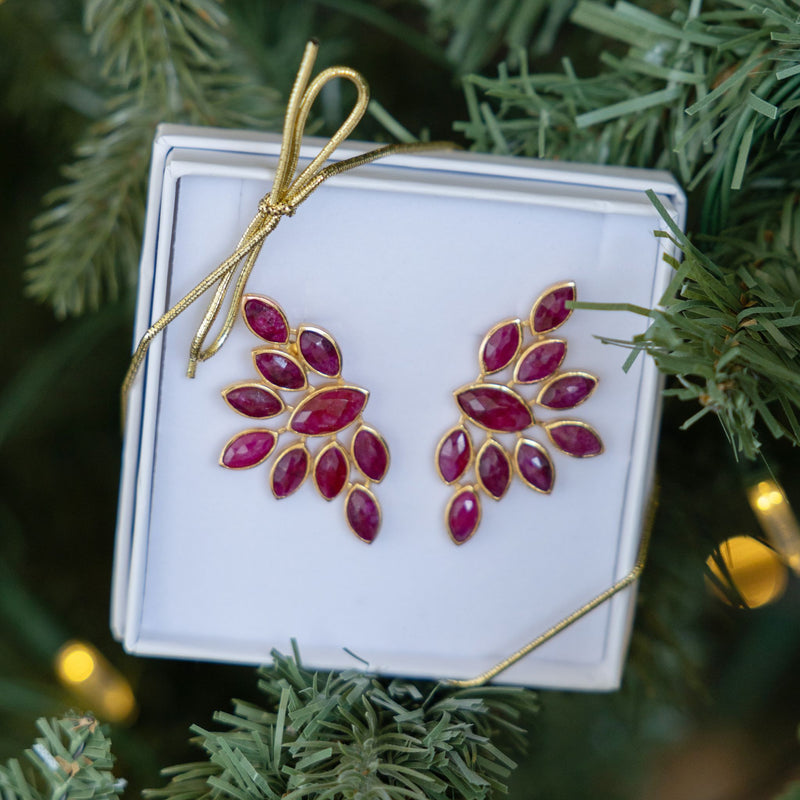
54, 641, 137, 724
746, 478, 800, 574
706, 535, 787, 608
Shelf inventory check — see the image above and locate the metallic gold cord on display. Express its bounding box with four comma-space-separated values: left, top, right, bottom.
448, 488, 657, 687
121, 40, 455, 423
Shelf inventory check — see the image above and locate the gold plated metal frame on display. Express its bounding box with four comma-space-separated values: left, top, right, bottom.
445, 486, 482, 546
241, 293, 291, 344
344, 483, 382, 544
475, 440, 512, 500
478, 318, 522, 374
287, 384, 369, 436
218, 429, 276, 469
544, 419, 605, 457
513, 438, 555, 494
221, 381, 286, 419
529, 280, 576, 334
251, 347, 309, 391
296, 325, 343, 378
269, 442, 311, 499
350, 424, 390, 483
453, 383, 535, 433
312, 440, 349, 501
435, 425, 473, 485
513, 338, 567, 384
535, 370, 599, 410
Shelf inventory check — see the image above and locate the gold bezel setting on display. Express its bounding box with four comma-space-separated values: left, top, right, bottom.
535, 371, 599, 410
252, 347, 308, 392
219, 429, 276, 470
221, 381, 285, 419
475, 439, 512, 500
351, 424, 390, 484
478, 318, 522, 374
435, 425, 473, 485
269, 443, 311, 499
297, 324, 343, 378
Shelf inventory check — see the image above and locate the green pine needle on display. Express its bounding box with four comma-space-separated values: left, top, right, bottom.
146, 648, 538, 800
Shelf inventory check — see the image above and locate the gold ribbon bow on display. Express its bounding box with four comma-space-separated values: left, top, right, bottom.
121, 40, 454, 420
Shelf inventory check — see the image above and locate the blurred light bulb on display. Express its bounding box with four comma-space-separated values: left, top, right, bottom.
54, 641, 137, 724
746, 478, 800, 574
706, 535, 787, 608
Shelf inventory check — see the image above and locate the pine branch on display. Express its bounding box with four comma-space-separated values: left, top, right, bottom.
0, 715, 124, 800
146, 646, 538, 800
25, 0, 284, 317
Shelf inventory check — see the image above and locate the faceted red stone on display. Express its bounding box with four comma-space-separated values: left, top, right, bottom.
516, 439, 554, 492
290, 386, 368, 436
314, 444, 348, 500
220, 430, 276, 469
456, 384, 533, 433
537, 373, 597, 410
299, 328, 341, 376
346, 486, 380, 543
547, 422, 604, 457
243, 296, 289, 343
271, 446, 309, 498
477, 441, 511, 499
353, 427, 389, 482
223, 384, 283, 418
437, 427, 472, 484
515, 339, 566, 383
253, 350, 306, 390
531, 283, 576, 333
480, 320, 521, 374
447, 488, 481, 545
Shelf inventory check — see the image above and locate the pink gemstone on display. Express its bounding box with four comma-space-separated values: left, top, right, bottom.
547, 422, 604, 457
456, 384, 533, 433
290, 387, 367, 436
353, 428, 389, 482
481, 320, 520, 373
532, 283, 575, 333
477, 442, 511, 499
314, 445, 348, 500
516, 440, 554, 492
437, 427, 472, 483
299, 328, 340, 376
243, 296, 289, 343
223, 384, 283, 418
516, 339, 566, 383
272, 447, 309, 498
254, 350, 305, 390
346, 487, 380, 543
447, 488, 481, 544
538, 374, 597, 410
220, 430, 276, 469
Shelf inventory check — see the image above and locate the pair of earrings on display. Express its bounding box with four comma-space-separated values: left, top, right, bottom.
219, 282, 603, 545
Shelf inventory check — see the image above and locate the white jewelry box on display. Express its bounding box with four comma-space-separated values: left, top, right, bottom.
112, 124, 685, 689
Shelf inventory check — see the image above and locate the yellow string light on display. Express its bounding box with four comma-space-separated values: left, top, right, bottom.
705, 535, 787, 608
54, 641, 137, 724
746, 478, 800, 575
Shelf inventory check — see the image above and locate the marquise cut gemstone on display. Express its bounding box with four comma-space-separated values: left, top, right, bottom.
299, 328, 341, 376
254, 350, 306, 390
272, 446, 309, 498
437, 427, 472, 484
481, 320, 521, 373
515, 339, 567, 383
531, 283, 575, 333
314, 445, 348, 500
290, 387, 368, 436
223, 384, 283, 418
477, 442, 511, 499
538, 373, 597, 410
456, 385, 533, 433
447, 488, 480, 544
516, 440, 554, 492
243, 296, 289, 343
353, 427, 389, 482
547, 422, 603, 457
220, 430, 276, 469
346, 487, 380, 543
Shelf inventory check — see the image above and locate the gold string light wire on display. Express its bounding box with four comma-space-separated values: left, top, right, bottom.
121, 40, 454, 420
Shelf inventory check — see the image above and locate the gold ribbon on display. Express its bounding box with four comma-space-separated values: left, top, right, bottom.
448, 487, 656, 687
121, 40, 455, 420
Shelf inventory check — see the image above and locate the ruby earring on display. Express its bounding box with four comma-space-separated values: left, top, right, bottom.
436, 281, 604, 545
219, 294, 389, 543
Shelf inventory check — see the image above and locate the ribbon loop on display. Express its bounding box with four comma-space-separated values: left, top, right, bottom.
121, 39, 455, 423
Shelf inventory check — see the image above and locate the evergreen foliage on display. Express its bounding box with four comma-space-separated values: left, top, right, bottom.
24, 0, 284, 317
0, 715, 124, 800
146, 647, 537, 800
458, 0, 800, 456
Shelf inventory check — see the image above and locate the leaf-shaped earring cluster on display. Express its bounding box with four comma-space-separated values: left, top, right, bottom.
436, 281, 604, 545
219, 295, 388, 543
